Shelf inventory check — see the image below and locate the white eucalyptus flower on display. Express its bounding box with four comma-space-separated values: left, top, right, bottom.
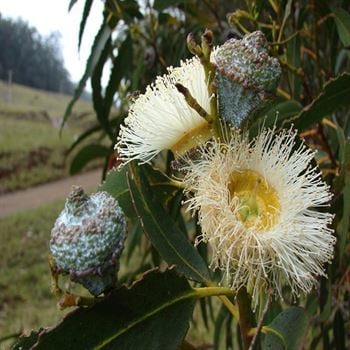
183, 128, 335, 305
116, 57, 212, 164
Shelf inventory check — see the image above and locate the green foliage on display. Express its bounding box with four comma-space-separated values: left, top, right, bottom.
263, 307, 308, 350
69, 144, 110, 175
13, 269, 195, 350
128, 164, 210, 283
333, 8, 350, 47
293, 73, 350, 130
10, 1, 350, 349
98, 166, 135, 218
78, 0, 94, 50
61, 22, 112, 130
12, 330, 44, 350
338, 138, 350, 259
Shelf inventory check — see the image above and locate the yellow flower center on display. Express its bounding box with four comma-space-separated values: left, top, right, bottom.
228, 170, 281, 231
170, 122, 213, 156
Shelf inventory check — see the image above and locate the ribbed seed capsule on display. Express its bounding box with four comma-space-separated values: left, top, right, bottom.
214, 31, 281, 127
50, 186, 126, 296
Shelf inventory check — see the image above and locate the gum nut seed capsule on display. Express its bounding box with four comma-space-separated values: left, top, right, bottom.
50, 186, 126, 296
214, 31, 281, 127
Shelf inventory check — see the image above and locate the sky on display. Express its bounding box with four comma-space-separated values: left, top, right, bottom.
0, 0, 104, 83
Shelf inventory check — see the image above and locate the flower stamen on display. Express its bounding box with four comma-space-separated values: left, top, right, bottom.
228, 170, 281, 230
171, 122, 213, 157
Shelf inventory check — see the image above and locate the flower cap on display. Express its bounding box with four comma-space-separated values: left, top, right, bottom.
50, 186, 126, 296
214, 31, 281, 126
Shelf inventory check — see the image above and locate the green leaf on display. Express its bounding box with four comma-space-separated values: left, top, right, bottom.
214, 305, 230, 350
281, 0, 292, 31
104, 35, 133, 120
91, 36, 113, 137
333, 8, 350, 47
98, 166, 136, 218
250, 100, 302, 137
12, 329, 42, 350
333, 310, 346, 350
199, 297, 209, 330
128, 163, 211, 283
91, 34, 132, 139
287, 36, 301, 99
143, 164, 179, 205
70, 144, 110, 175
78, 0, 94, 50
67, 117, 124, 156
61, 21, 111, 131
263, 300, 282, 325
319, 283, 332, 322
131, 54, 146, 91
265, 100, 302, 126
68, 0, 79, 11
99, 165, 180, 219
125, 222, 143, 262
18, 269, 195, 350
338, 138, 350, 259
263, 307, 308, 350
67, 124, 103, 155
292, 73, 350, 130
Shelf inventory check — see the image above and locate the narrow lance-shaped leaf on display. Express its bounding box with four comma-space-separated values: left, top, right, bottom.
15, 269, 196, 350
280, 0, 292, 35
68, 0, 79, 11
104, 35, 133, 119
67, 116, 124, 157
78, 0, 94, 50
333, 310, 346, 350
286, 36, 301, 100
12, 330, 43, 350
128, 163, 211, 283
143, 164, 179, 205
67, 123, 103, 155
98, 166, 136, 218
214, 305, 230, 350
70, 144, 110, 175
61, 21, 111, 131
249, 100, 302, 138
91, 36, 113, 137
98, 164, 179, 219
338, 138, 350, 260
290, 73, 350, 130
263, 306, 308, 350
333, 8, 350, 48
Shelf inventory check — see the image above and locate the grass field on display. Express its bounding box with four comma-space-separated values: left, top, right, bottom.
0, 200, 67, 348
0, 80, 100, 193
0, 80, 93, 122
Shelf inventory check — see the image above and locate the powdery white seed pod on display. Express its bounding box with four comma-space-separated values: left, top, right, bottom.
214, 31, 281, 127
50, 186, 126, 296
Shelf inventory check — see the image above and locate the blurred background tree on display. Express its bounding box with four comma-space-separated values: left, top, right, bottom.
0, 16, 74, 94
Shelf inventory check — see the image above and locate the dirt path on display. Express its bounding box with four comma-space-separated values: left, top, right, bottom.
0, 169, 101, 218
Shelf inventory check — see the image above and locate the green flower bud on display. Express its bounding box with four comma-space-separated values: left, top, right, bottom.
50, 186, 126, 296
214, 31, 281, 126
